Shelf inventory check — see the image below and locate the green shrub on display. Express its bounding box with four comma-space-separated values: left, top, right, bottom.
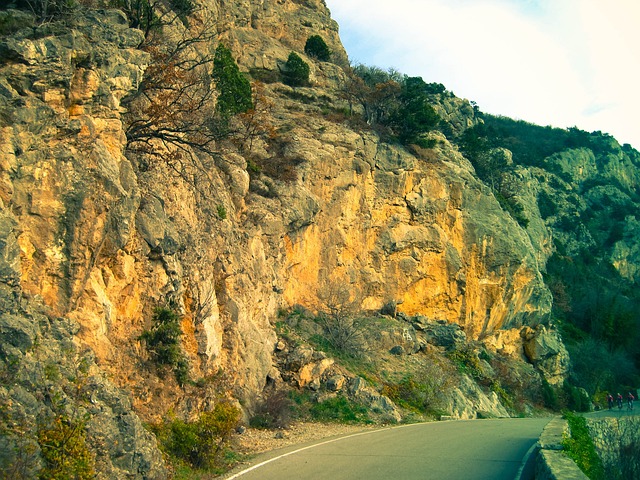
37, 415, 94, 480
140, 307, 189, 386
309, 395, 371, 424
542, 378, 560, 410
390, 76, 441, 147
382, 375, 428, 412
152, 402, 241, 470
0, 9, 34, 35
248, 68, 281, 84
490, 381, 514, 409
563, 382, 591, 412
304, 35, 331, 61
216, 204, 227, 220
282, 52, 310, 87
447, 346, 484, 380
213, 44, 253, 120
562, 411, 605, 479
9, 0, 78, 22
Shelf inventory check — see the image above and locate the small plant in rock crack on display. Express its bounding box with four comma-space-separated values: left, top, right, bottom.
139, 306, 189, 386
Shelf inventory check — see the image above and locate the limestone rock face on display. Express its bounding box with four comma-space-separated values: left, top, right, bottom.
8, 1, 640, 476
1, 1, 555, 414
412, 317, 467, 349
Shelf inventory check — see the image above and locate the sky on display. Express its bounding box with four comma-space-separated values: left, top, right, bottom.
324, 0, 640, 149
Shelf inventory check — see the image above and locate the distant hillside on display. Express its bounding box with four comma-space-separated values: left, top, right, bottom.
458, 113, 640, 393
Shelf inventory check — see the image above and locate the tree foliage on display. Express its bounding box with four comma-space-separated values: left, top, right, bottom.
212, 43, 253, 121
6, 0, 78, 23
115, 0, 193, 37
467, 109, 640, 388
139, 307, 189, 386
304, 34, 331, 61
390, 76, 440, 147
343, 65, 441, 147
282, 52, 310, 86
37, 414, 94, 480
123, 13, 256, 192
124, 17, 220, 160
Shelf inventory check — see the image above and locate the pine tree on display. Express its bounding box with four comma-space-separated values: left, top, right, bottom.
304, 35, 331, 61
212, 44, 253, 119
282, 52, 310, 87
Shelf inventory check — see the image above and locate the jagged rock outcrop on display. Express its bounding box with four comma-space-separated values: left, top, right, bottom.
447, 374, 510, 419
274, 341, 401, 422
412, 317, 467, 348
521, 325, 570, 385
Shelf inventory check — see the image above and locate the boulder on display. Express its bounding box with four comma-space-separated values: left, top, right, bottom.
348, 377, 402, 423
447, 375, 510, 419
416, 319, 467, 348
521, 326, 570, 385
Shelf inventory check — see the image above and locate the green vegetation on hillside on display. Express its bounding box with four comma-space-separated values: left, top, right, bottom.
140, 307, 190, 386
150, 402, 242, 475
213, 44, 253, 120
343, 65, 442, 148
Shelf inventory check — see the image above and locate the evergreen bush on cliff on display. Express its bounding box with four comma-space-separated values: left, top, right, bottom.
140, 307, 189, 386
283, 52, 310, 86
304, 34, 331, 61
344, 66, 440, 147
390, 76, 440, 147
212, 43, 253, 121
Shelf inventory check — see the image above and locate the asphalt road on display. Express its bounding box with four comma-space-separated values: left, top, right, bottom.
225, 418, 551, 480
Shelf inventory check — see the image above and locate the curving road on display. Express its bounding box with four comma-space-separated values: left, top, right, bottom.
225, 418, 551, 480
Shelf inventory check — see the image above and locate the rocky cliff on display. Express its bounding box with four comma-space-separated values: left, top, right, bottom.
1, 0, 638, 477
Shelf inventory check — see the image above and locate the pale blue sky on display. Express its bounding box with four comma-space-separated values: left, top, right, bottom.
324, 0, 640, 149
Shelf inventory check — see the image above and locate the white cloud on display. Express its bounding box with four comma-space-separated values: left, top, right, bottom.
325, 0, 640, 148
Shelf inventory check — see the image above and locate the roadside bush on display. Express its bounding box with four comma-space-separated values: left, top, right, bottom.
562, 411, 605, 479
382, 355, 456, 415
37, 414, 95, 480
541, 378, 560, 410
151, 402, 241, 470
563, 382, 591, 412
382, 375, 428, 412
249, 389, 294, 429
304, 35, 331, 61
282, 52, 310, 87
447, 345, 484, 380
314, 313, 366, 360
